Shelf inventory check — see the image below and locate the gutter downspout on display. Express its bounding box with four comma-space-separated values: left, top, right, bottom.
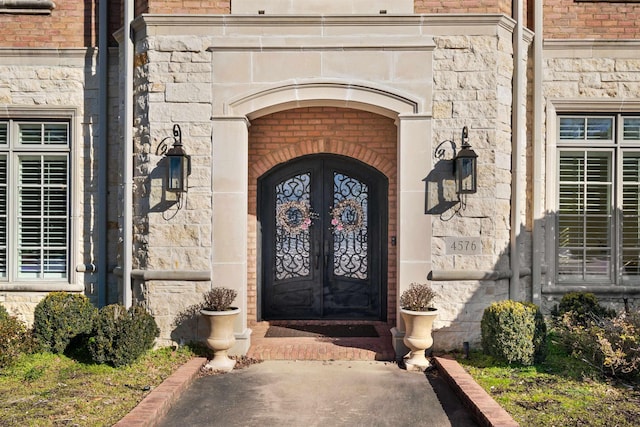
531, 0, 544, 306
122, 0, 134, 309
510, 0, 525, 300
97, 0, 108, 307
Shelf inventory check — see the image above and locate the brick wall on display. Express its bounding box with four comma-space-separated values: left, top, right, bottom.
414, 0, 511, 14
0, 0, 124, 48
544, 0, 640, 39
0, 2, 94, 48
247, 107, 398, 324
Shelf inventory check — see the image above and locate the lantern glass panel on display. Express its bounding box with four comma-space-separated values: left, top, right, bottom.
457, 156, 476, 194
168, 156, 185, 191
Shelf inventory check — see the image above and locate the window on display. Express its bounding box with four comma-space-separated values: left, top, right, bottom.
557, 114, 640, 285
0, 120, 70, 281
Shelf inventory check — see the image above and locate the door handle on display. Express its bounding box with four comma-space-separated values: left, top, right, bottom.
314, 240, 320, 270
324, 239, 330, 266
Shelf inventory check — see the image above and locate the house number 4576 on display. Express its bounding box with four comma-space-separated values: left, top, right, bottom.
445, 237, 482, 255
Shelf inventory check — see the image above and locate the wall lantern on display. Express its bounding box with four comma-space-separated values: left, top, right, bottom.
164, 124, 191, 193
453, 126, 478, 195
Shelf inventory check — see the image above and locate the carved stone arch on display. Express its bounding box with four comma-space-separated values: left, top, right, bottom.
229, 81, 419, 120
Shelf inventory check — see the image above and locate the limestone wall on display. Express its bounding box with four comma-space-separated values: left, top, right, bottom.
428, 30, 519, 350
130, 15, 519, 351
0, 49, 120, 324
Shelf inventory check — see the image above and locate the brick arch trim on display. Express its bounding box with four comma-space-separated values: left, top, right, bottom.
250, 138, 395, 180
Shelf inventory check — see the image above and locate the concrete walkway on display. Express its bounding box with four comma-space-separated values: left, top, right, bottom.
115, 356, 519, 427
155, 360, 478, 427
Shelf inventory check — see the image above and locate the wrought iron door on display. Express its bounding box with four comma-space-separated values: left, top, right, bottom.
259, 154, 387, 320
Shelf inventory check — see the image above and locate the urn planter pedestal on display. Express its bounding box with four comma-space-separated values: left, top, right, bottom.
200, 307, 240, 372
400, 308, 438, 371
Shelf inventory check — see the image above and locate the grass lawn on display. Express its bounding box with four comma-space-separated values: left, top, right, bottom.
0, 346, 196, 427
457, 340, 640, 427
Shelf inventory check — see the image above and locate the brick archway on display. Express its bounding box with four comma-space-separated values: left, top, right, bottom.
247, 107, 398, 323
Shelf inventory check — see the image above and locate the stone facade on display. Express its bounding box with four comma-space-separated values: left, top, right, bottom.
0, 48, 121, 323
123, 14, 520, 351
2, 1, 640, 357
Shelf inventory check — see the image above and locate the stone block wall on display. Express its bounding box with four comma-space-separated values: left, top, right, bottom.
131, 38, 213, 273
428, 31, 517, 350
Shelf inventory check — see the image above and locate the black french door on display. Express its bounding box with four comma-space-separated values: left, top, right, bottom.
259, 154, 387, 320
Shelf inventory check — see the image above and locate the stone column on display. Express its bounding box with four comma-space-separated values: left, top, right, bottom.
211, 116, 252, 354
392, 113, 433, 358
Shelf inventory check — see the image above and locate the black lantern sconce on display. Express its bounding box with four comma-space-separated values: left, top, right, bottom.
163, 124, 191, 193
454, 126, 478, 195
433, 126, 479, 215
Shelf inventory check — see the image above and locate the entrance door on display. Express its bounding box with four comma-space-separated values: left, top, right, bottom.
259, 154, 388, 320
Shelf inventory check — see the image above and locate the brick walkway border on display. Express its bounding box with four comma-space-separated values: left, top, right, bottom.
115, 354, 519, 427
434, 356, 519, 427
113, 357, 207, 427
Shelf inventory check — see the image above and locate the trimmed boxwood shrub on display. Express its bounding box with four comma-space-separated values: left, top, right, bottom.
33, 292, 97, 354
552, 292, 615, 327
88, 304, 159, 367
0, 304, 8, 320
481, 300, 547, 366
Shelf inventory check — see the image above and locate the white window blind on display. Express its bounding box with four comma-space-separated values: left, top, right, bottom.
557, 151, 612, 281
18, 122, 68, 145
18, 156, 68, 279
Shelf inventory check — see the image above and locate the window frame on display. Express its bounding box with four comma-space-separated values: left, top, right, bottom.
549, 102, 640, 288
0, 108, 79, 290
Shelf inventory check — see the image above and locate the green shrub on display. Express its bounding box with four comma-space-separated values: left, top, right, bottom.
481, 300, 547, 366
32, 292, 97, 354
0, 314, 33, 368
526, 302, 548, 363
552, 292, 615, 327
0, 304, 8, 321
557, 309, 640, 379
88, 304, 159, 367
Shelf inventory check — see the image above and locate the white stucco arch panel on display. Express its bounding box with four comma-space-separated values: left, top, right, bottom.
227, 81, 420, 120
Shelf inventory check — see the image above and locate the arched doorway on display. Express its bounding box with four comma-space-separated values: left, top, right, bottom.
258, 154, 388, 320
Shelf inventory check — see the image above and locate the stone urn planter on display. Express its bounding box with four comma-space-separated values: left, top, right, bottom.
174, 286, 240, 373
201, 307, 240, 372
400, 307, 438, 370
399, 283, 438, 371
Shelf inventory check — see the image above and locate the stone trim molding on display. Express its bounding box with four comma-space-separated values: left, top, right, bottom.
130, 269, 212, 281
542, 285, 640, 295
230, 0, 413, 15
0, 48, 92, 66
0, 283, 84, 292
228, 82, 419, 120
134, 14, 515, 38
0, 0, 54, 14
544, 39, 640, 58
428, 269, 531, 281
548, 98, 640, 113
